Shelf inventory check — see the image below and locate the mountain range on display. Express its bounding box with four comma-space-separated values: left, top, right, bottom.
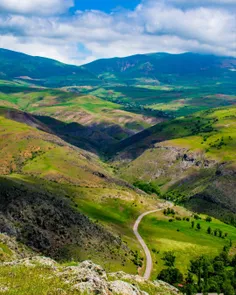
0, 48, 235, 295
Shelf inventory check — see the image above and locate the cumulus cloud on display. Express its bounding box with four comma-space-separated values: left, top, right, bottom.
0, 0, 74, 16
0, 0, 235, 64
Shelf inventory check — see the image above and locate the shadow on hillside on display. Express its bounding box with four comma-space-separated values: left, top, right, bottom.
34, 115, 136, 156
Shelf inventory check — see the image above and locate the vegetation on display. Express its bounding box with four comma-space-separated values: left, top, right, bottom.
117, 106, 236, 224
139, 207, 236, 280
0, 49, 235, 293
133, 180, 161, 196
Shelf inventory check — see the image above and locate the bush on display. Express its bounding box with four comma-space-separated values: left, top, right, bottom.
158, 267, 183, 284
133, 180, 161, 196
206, 216, 212, 222
162, 251, 176, 267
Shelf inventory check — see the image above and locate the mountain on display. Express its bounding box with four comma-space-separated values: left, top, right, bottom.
82, 52, 236, 118
111, 106, 236, 225
83, 52, 236, 85
0, 48, 100, 87
0, 48, 236, 294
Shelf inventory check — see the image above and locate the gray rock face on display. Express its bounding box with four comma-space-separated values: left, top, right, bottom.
1, 257, 182, 295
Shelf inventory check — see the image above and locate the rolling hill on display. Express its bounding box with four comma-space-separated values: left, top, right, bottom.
1, 48, 235, 119
0, 106, 164, 274
0, 48, 100, 87
82, 52, 236, 117
0, 80, 160, 151
0, 48, 236, 294
111, 106, 236, 225
83, 52, 236, 85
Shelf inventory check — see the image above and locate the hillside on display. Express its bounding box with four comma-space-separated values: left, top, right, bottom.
1, 49, 235, 119
0, 80, 160, 150
0, 237, 181, 295
0, 48, 100, 87
83, 52, 236, 84
112, 106, 236, 224
0, 107, 166, 275
82, 53, 236, 117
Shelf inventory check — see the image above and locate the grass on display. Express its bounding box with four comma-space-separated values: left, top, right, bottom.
82, 82, 236, 118
0, 259, 177, 295
0, 109, 163, 275
139, 206, 236, 280
0, 82, 155, 135
0, 265, 78, 295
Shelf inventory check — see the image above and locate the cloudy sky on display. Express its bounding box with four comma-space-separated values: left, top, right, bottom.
0, 0, 235, 65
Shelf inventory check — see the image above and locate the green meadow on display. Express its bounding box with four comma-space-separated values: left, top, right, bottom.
139, 207, 236, 279
85, 84, 236, 117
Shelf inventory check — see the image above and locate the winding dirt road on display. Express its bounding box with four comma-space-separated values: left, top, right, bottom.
133, 202, 172, 280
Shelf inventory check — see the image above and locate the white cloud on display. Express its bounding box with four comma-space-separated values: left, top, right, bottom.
0, 0, 235, 64
0, 0, 73, 16
166, 0, 236, 5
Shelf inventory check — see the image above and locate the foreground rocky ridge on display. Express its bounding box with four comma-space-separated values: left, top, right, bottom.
1, 256, 181, 295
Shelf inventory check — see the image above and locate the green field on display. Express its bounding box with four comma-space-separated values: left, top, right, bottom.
0, 81, 157, 139
139, 207, 236, 280
85, 84, 236, 117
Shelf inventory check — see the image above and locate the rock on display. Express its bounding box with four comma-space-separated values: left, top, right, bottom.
4, 256, 57, 268
108, 280, 148, 295
1, 257, 183, 295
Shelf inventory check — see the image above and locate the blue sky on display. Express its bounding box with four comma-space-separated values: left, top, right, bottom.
72, 0, 141, 13
0, 0, 235, 65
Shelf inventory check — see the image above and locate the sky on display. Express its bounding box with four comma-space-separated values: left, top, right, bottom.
0, 0, 235, 65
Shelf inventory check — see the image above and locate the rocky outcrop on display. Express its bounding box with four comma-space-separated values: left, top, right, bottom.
1, 257, 182, 295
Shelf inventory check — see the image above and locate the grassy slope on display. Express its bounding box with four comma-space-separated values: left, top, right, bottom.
82, 52, 236, 117
114, 106, 236, 222
139, 206, 236, 280
0, 80, 157, 139
113, 106, 236, 160
0, 108, 162, 274
86, 84, 236, 117
0, 48, 100, 87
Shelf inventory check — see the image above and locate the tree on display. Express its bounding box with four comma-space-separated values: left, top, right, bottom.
197, 223, 201, 230
158, 267, 183, 284
222, 280, 235, 295
207, 226, 212, 234
206, 216, 212, 222
185, 284, 194, 295
162, 251, 176, 267
219, 230, 223, 238
231, 254, 236, 267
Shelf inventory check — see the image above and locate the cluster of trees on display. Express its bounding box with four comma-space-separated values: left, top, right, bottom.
163, 207, 176, 216
158, 249, 236, 295
190, 221, 229, 239
185, 247, 236, 295
158, 251, 183, 285
133, 180, 161, 196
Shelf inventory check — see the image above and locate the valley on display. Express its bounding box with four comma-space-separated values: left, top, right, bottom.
0, 48, 235, 295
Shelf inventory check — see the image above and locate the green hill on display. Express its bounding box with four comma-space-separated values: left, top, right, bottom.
82, 52, 236, 117
83, 52, 236, 85
0, 48, 100, 87
0, 80, 159, 149
0, 107, 163, 274
112, 106, 236, 225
